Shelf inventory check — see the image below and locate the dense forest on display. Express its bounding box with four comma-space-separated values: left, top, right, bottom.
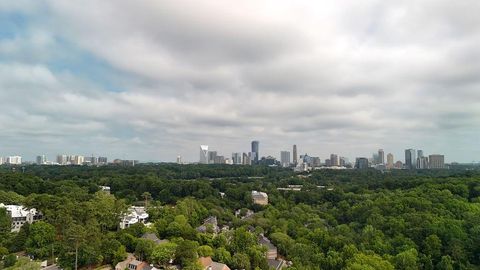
1, 164, 480, 269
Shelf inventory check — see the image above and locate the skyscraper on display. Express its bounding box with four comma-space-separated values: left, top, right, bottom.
36, 155, 46, 165
242, 152, 251, 165
355, 158, 369, 169
429, 155, 445, 169
232, 152, 242, 164
386, 153, 394, 169
280, 151, 291, 167
251, 141, 259, 164
405, 149, 416, 169
378, 149, 385, 164
199, 145, 209, 164
208, 151, 217, 164
293, 145, 297, 166
330, 154, 339, 166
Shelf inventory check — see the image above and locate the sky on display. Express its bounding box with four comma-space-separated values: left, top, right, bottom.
0, 0, 479, 163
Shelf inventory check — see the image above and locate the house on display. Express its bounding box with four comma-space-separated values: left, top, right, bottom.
198, 257, 230, 270
235, 209, 254, 220
267, 259, 286, 270
0, 203, 42, 232
99, 186, 111, 194
120, 206, 149, 229
127, 260, 148, 270
115, 254, 150, 270
258, 234, 277, 260
251, 191, 268, 205
196, 216, 219, 234
141, 233, 169, 245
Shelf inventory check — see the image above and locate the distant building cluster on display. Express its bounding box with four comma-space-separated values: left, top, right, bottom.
54, 154, 108, 166
0, 156, 22, 165
192, 141, 448, 172
355, 148, 446, 170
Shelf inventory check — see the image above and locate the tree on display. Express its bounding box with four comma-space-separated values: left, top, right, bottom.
393, 248, 419, 270
4, 254, 17, 268
175, 240, 199, 266
197, 245, 214, 257
135, 239, 155, 261
26, 221, 56, 259
213, 247, 231, 265
113, 245, 127, 267
346, 253, 394, 270
0, 208, 11, 240
423, 234, 442, 260
436, 255, 454, 270
151, 242, 178, 266
231, 253, 250, 270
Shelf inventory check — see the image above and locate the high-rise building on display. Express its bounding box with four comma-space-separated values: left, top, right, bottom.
378, 149, 385, 164
417, 156, 429, 169
208, 151, 217, 164
199, 145, 209, 164
73, 155, 84, 165
280, 151, 290, 167
232, 152, 242, 165
98, 157, 108, 164
214, 155, 225, 164
405, 149, 416, 169
57, 155, 67, 165
355, 158, 369, 169
0, 157, 4, 165
429, 155, 445, 169
386, 153, 394, 169
417, 150, 424, 158
242, 153, 251, 165
176, 156, 182, 164
36, 155, 47, 165
292, 145, 297, 166
330, 154, 339, 166
251, 141, 259, 164
312, 157, 321, 167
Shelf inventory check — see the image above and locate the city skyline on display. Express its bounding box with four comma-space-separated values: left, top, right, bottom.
1, 1, 479, 163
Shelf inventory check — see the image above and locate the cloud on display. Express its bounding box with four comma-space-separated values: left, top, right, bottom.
0, 0, 479, 162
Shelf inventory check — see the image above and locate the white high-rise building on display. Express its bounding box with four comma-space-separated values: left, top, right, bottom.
176, 156, 182, 164
280, 151, 291, 167
0, 157, 4, 165
6, 156, 22, 165
36, 155, 47, 165
199, 145, 209, 164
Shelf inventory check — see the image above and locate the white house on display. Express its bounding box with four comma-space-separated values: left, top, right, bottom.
120, 206, 149, 229
0, 204, 42, 232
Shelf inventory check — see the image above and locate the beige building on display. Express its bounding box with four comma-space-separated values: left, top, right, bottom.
252, 191, 268, 205
429, 155, 445, 169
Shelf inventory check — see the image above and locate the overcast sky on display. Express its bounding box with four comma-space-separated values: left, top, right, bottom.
1, 0, 479, 163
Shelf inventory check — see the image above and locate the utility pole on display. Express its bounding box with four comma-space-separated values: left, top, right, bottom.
75, 241, 78, 270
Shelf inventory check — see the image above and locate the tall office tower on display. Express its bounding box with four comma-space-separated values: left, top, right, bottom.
242, 153, 251, 165
330, 154, 339, 166
208, 151, 217, 164
312, 157, 321, 167
378, 149, 385, 164
405, 149, 416, 169
6, 156, 22, 165
417, 150, 424, 158
98, 157, 108, 164
355, 157, 369, 169
57, 154, 67, 165
36, 155, 47, 165
339, 157, 347, 167
74, 155, 84, 165
251, 141, 259, 164
232, 152, 242, 165
280, 151, 291, 167
416, 150, 424, 169
429, 155, 445, 169
176, 156, 182, 164
0, 157, 4, 165
386, 153, 394, 169
199, 145, 209, 164
293, 145, 298, 165
417, 156, 429, 169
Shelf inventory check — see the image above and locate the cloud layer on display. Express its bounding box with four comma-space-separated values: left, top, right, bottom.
1, 0, 479, 162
